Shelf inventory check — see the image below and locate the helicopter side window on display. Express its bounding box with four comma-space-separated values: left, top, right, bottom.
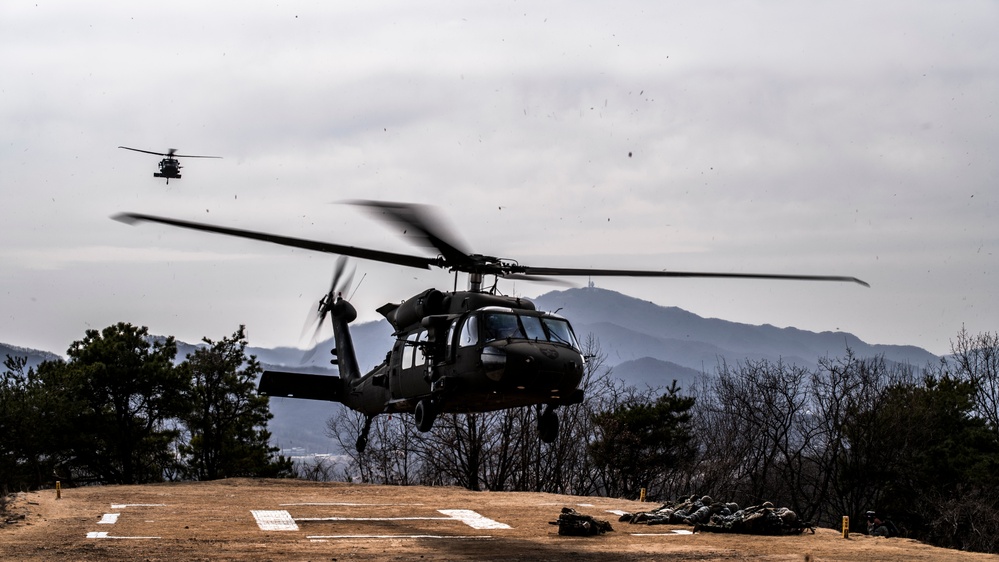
413, 330, 427, 367
521, 315, 547, 341
483, 312, 525, 342
542, 318, 580, 350
446, 320, 458, 358
459, 316, 479, 347
402, 333, 417, 368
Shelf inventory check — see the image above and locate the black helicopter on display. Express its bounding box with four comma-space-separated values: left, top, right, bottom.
113, 201, 868, 452
118, 146, 222, 184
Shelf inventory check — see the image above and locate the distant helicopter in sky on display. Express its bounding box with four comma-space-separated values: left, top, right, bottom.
118, 146, 221, 184
113, 201, 869, 453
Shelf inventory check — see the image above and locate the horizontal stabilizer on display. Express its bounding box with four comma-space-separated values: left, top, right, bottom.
258, 370, 343, 402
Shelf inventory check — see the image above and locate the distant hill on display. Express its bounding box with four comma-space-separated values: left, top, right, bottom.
611, 357, 703, 392
0, 343, 63, 371
532, 287, 938, 373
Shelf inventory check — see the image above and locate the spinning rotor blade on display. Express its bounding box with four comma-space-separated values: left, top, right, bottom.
301, 257, 355, 364
170, 153, 222, 159
515, 266, 870, 287
113, 204, 869, 288
349, 200, 475, 268
500, 273, 573, 286
119, 146, 169, 157
118, 146, 221, 158
113, 212, 441, 270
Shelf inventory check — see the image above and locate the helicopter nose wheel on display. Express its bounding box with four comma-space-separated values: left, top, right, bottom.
538, 405, 559, 443
414, 399, 438, 432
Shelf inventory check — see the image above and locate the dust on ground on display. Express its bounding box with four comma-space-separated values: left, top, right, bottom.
3, 478, 998, 561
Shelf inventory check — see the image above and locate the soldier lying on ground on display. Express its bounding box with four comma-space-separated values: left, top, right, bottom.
620, 496, 814, 535
550, 507, 614, 536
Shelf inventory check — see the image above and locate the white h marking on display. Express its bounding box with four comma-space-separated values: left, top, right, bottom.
251, 510, 300, 531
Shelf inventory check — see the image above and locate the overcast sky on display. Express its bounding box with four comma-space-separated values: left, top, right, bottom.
2, 1, 995, 358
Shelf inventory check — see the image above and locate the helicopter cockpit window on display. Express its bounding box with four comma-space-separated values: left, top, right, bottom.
520, 315, 547, 341
483, 312, 525, 342
542, 317, 580, 350
459, 316, 479, 347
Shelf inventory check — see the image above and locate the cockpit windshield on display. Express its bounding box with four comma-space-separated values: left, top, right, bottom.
481, 310, 580, 350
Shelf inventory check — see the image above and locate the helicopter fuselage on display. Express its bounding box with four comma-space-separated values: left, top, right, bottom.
154, 157, 182, 179
384, 301, 586, 415
260, 289, 585, 421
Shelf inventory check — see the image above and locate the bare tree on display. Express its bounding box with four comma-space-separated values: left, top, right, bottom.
951, 327, 999, 434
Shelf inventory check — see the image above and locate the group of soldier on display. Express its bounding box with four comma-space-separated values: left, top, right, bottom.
620, 495, 813, 535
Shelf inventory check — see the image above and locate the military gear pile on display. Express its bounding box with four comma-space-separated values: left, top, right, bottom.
620, 495, 813, 535
550, 507, 614, 536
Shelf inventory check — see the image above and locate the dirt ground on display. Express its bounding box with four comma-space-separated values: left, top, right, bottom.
3, 478, 999, 562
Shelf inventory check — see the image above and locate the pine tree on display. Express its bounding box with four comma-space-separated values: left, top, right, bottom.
178, 326, 291, 480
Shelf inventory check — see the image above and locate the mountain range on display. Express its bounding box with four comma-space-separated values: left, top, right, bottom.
2, 287, 939, 454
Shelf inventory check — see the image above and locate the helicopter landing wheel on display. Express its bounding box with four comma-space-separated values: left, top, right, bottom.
538, 406, 559, 443
414, 399, 438, 432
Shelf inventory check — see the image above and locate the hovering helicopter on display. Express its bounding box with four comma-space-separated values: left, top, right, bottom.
118, 146, 222, 184
113, 201, 868, 452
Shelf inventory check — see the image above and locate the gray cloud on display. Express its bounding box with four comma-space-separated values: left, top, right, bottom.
1, 1, 995, 356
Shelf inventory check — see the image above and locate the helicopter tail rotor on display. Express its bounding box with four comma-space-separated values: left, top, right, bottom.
302, 256, 355, 364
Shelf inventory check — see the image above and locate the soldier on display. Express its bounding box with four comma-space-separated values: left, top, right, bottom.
866, 511, 897, 537
551, 507, 613, 536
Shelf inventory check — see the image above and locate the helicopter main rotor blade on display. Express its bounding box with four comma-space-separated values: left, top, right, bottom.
348, 200, 475, 268
113, 206, 868, 288
516, 266, 870, 287
113, 212, 441, 270
119, 146, 169, 157
118, 146, 221, 158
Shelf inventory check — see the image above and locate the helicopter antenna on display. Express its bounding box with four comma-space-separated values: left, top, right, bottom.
348, 272, 366, 301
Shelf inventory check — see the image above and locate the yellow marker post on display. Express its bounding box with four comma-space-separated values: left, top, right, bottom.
56, 481, 61, 500
640, 488, 646, 502
842, 515, 849, 538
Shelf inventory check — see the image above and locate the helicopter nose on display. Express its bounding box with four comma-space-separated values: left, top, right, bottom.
483, 342, 584, 390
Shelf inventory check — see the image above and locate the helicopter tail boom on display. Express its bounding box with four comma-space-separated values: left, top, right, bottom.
327, 296, 362, 381
258, 371, 344, 402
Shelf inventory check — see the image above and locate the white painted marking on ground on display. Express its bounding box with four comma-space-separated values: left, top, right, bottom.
438, 509, 512, 530
632, 529, 695, 536
607, 510, 630, 516
281, 502, 424, 507
307, 534, 493, 540
98, 513, 120, 524
110, 503, 167, 509
577, 503, 595, 507
86, 531, 161, 540
297, 516, 453, 522
252, 510, 300, 531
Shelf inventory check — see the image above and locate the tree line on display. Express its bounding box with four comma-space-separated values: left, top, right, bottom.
1, 322, 291, 496
316, 329, 999, 554
4, 322, 999, 553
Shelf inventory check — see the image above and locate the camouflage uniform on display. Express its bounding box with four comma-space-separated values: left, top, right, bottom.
551, 507, 614, 536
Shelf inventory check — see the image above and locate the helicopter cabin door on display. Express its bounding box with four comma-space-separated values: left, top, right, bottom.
393, 329, 432, 398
